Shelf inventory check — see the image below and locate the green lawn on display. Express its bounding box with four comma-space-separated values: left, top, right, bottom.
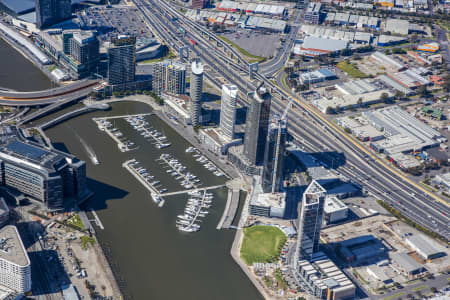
218, 36, 266, 63
337, 61, 368, 78
240, 225, 286, 265
67, 214, 85, 230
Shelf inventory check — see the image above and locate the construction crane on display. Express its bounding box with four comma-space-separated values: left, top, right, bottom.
270, 97, 293, 193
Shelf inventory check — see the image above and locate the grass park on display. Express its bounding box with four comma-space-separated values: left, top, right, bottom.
240, 225, 287, 265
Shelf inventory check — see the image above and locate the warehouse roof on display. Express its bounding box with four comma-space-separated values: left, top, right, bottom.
392, 252, 425, 273
405, 235, 445, 259
385, 19, 409, 35
377, 74, 414, 95
301, 36, 348, 52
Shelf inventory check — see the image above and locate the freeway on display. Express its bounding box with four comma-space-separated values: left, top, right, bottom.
258, 10, 304, 76
135, 0, 449, 241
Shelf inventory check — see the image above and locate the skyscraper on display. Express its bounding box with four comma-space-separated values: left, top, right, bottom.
262, 114, 287, 193
36, 0, 71, 29
152, 60, 186, 95
107, 36, 136, 85
243, 83, 272, 165
219, 84, 238, 140
190, 60, 203, 126
295, 180, 326, 263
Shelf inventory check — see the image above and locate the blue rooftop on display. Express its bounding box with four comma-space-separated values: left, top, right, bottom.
318, 68, 336, 78
0, 0, 35, 14
6, 141, 48, 160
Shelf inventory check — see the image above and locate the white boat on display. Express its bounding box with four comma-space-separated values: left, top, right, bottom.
151, 194, 162, 204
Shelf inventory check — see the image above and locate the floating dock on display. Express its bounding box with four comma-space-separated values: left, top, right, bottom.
122, 159, 165, 207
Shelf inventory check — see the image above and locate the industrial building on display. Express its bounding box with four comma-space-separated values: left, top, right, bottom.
417, 42, 439, 53
299, 25, 371, 44
295, 180, 326, 263
152, 59, 186, 96
388, 69, 430, 89
262, 114, 287, 193
391, 252, 427, 279
363, 106, 444, 156
377, 74, 414, 96
336, 116, 385, 142
377, 35, 408, 46
216, 1, 287, 17
323, 196, 348, 224
300, 68, 337, 84
294, 36, 348, 57
295, 252, 356, 300
337, 235, 386, 263
0, 225, 31, 294
384, 18, 409, 35
304, 3, 322, 24
405, 235, 446, 260
186, 9, 287, 32
107, 36, 136, 86
366, 265, 393, 284
370, 52, 405, 72
189, 60, 203, 126
219, 84, 238, 141
0, 198, 9, 227
0, 126, 88, 211
313, 79, 394, 113
36, 0, 71, 29
243, 83, 272, 166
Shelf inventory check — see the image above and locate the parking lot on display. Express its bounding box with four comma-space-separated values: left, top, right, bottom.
77, 6, 154, 41
221, 29, 281, 57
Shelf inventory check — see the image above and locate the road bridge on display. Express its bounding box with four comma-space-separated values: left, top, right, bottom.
39, 103, 110, 130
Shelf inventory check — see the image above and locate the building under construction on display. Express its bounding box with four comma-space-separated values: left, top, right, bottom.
262, 114, 287, 193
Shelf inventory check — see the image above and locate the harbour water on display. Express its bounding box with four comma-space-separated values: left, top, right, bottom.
44, 102, 262, 300
0, 39, 262, 300
0, 38, 53, 91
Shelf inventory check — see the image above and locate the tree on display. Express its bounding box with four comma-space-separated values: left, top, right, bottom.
417, 85, 428, 96
395, 90, 405, 100
357, 97, 363, 106
340, 48, 353, 56
325, 106, 334, 114
380, 92, 390, 103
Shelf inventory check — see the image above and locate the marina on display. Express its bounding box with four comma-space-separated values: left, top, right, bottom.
176, 190, 213, 233
122, 159, 166, 207
157, 153, 202, 189
124, 115, 171, 149
186, 146, 225, 177
94, 117, 139, 152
